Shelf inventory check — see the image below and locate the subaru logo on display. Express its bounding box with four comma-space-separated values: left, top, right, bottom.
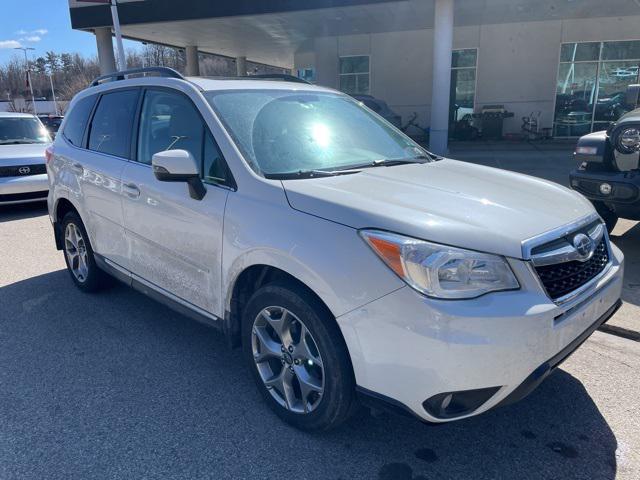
18, 166, 31, 175
573, 233, 595, 261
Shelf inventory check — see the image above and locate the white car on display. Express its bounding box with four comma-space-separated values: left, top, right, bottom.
47, 68, 623, 431
0, 112, 50, 205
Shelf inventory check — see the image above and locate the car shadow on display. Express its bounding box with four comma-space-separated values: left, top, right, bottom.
0, 270, 618, 479
0, 201, 48, 223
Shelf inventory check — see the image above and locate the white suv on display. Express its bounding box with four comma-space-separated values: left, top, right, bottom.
47, 68, 624, 431
0, 112, 50, 205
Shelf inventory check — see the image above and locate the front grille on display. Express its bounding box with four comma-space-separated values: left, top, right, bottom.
0, 164, 46, 177
534, 238, 609, 300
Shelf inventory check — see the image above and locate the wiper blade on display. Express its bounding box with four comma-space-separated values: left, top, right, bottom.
334, 156, 430, 171
264, 169, 355, 180
262, 155, 437, 179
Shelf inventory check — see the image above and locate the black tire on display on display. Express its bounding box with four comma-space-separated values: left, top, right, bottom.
594, 202, 619, 234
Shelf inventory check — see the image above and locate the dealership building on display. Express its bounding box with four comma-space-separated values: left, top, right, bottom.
69, 0, 640, 152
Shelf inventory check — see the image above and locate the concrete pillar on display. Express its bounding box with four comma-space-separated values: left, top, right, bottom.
185, 46, 200, 76
95, 27, 117, 75
429, 0, 454, 155
236, 56, 247, 76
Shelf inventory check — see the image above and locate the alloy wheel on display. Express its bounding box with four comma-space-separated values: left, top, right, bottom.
64, 222, 89, 283
251, 306, 325, 414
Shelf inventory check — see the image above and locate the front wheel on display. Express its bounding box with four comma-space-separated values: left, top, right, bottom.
242, 282, 356, 431
594, 202, 618, 233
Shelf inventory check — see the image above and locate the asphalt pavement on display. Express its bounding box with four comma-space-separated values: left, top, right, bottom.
0, 202, 638, 480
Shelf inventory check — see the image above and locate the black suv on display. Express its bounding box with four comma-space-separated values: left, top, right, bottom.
570, 85, 640, 232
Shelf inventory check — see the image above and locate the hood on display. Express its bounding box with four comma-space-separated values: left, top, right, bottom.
616, 107, 640, 126
0, 143, 48, 166
282, 159, 594, 259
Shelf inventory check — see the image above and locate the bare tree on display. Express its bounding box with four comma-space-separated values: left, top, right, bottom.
0, 44, 288, 103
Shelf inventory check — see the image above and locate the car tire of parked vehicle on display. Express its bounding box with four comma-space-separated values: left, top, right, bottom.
241, 282, 357, 431
61, 212, 109, 292
594, 202, 619, 233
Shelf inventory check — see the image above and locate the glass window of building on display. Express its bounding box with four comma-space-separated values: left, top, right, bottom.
449, 49, 477, 139
339, 56, 370, 94
554, 41, 640, 137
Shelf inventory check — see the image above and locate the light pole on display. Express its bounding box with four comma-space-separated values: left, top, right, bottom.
14, 47, 37, 115
110, 0, 127, 70
48, 71, 59, 116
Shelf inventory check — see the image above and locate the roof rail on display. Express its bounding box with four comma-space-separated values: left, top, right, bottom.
200, 74, 311, 85
247, 74, 311, 84
90, 67, 184, 87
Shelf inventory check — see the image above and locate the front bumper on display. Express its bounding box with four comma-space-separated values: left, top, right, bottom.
570, 169, 640, 219
0, 174, 48, 204
337, 243, 624, 423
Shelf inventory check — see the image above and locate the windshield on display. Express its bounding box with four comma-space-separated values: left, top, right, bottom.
40, 117, 63, 132
205, 90, 431, 177
0, 117, 50, 145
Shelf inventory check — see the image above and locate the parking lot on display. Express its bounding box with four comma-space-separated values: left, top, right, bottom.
1, 148, 639, 479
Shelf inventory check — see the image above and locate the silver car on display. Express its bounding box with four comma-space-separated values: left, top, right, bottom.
46, 69, 623, 431
0, 112, 50, 205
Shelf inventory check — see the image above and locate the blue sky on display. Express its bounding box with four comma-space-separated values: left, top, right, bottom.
0, 0, 139, 64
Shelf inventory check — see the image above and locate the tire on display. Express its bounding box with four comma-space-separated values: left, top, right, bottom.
61, 211, 109, 292
594, 202, 618, 234
241, 282, 356, 431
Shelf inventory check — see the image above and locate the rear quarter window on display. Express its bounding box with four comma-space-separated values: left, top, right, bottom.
62, 95, 97, 147
88, 89, 139, 158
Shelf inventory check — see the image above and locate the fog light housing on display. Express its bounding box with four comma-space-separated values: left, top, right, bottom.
423, 387, 501, 419
599, 183, 612, 196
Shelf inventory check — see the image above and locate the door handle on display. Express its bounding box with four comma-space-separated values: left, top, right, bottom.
122, 183, 141, 198
70, 162, 84, 175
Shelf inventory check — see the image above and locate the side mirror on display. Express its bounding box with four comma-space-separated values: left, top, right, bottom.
152, 149, 206, 200
626, 84, 640, 108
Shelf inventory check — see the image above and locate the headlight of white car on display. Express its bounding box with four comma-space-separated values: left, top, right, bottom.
360, 230, 519, 299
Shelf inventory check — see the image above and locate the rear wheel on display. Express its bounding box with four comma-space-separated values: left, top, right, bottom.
61, 212, 108, 292
242, 282, 356, 431
594, 202, 618, 233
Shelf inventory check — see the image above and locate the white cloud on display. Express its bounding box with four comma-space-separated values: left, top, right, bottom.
23, 36, 42, 42
0, 40, 22, 49
15, 28, 48, 36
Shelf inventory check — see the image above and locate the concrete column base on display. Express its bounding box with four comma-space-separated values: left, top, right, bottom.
429, 130, 450, 156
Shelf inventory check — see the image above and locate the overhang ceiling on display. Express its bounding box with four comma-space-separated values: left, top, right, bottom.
69, 0, 640, 68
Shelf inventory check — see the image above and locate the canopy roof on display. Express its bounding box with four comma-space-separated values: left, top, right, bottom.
69, 0, 640, 68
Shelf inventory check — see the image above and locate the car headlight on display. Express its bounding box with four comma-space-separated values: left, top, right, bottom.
615, 126, 640, 154
360, 230, 519, 299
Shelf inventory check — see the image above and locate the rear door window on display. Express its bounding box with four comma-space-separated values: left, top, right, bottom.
88, 89, 139, 158
62, 95, 97, 147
